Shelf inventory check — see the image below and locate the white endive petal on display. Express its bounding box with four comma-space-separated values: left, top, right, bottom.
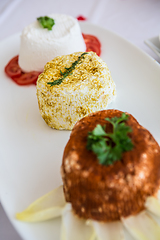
61, 204, 95, 240
157, 189, 160, 201
16, 185, 66, 222
92, 220, 125, 240
122, 211, 160, 240
145, 197, 160, 217
145, 196, 160, 226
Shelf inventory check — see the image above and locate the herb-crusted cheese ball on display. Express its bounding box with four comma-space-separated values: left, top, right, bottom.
36, 51, 116, 130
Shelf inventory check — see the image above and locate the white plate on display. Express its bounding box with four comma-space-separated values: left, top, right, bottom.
144, 36, 160, 58
0, 22, 160, 240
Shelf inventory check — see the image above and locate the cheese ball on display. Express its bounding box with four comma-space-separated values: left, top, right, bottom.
61, 109, 160, 221
36, 51, 116, 130
18, 14, 86, 72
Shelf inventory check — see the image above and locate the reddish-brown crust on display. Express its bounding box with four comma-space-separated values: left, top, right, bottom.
61, 109, 160, 222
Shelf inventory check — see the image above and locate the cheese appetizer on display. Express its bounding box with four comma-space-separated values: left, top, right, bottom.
36, 51, 116, 130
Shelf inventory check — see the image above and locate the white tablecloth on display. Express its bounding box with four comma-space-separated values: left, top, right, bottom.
0, 0, 160, 239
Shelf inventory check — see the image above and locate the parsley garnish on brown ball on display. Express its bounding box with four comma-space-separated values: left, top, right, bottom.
87, 112, 133, 165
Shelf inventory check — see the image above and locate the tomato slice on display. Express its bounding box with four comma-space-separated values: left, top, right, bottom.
82, 33, 101, 56
82, 34, 101, 48
85, 41, 101, 56
5, 55, 22, 78
13, 71, 41, 86
5, 55, 41, 86
77, 15, 86, 21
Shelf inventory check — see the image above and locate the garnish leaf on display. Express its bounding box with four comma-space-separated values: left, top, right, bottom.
92, 124, 106, 136
47, 52, 88, 86
37, 16, 55, 30
87, 112, 133, 166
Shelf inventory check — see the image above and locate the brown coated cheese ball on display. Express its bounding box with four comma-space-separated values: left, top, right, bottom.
61, 109, 160, 222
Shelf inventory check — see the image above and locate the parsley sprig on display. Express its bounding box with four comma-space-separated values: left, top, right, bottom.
37, 16, 55, 30
87, 112, 133, 166
47, 52, 88, 86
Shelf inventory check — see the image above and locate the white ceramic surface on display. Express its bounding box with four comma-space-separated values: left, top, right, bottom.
144, 36, 160, 58
0, 22, 160, 240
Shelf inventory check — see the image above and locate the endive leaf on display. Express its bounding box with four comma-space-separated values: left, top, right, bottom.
16, 185, 66, 222
145, 196, 160, 217
156, 189, 160, 201
92, 220, 125, 240
122, 211, 160, 240
61, 204, 95, 240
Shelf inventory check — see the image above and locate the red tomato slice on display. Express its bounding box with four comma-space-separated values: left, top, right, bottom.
5, 55, 41, 86
77, 15, 86, 21
5, 55, 22, 78
82, 33, 101, 56
85, 42, 101, 56
13, 71, 41, 86
82, 34, 101, 48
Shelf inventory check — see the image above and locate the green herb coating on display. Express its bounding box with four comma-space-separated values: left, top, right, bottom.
47, 52, 88, 86
87, 112, 134, 165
